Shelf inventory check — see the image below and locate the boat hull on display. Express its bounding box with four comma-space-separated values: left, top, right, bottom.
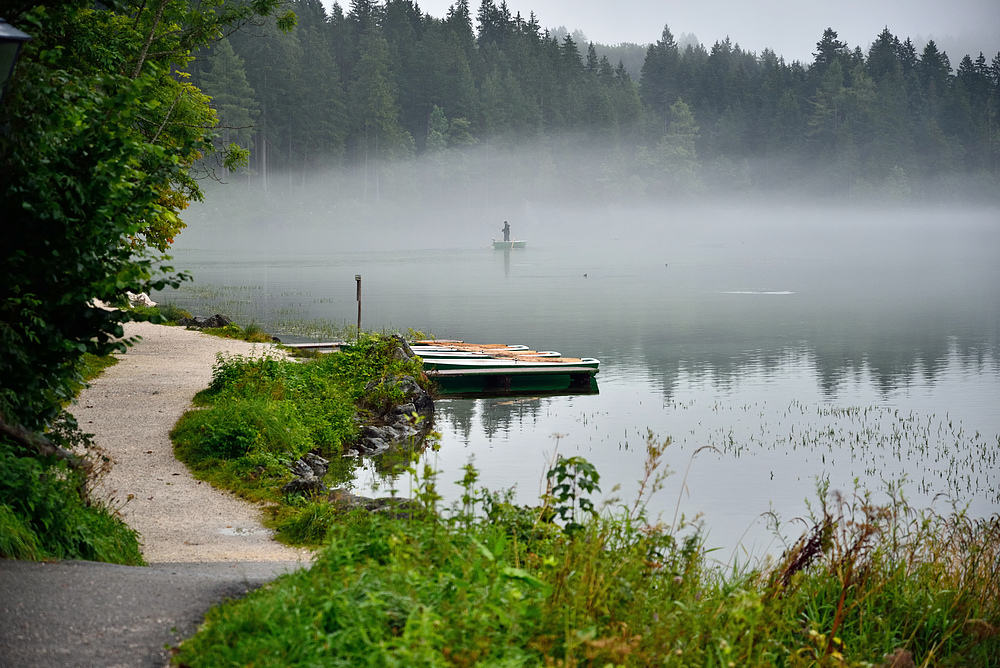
421, 357, 599, 371
492, 240, 527, 249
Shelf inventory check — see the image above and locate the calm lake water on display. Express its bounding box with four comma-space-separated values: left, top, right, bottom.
157, 200, 1000, 560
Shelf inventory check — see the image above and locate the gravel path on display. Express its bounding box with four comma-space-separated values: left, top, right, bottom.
1, 322, 316, 666
71, 321, 312, 563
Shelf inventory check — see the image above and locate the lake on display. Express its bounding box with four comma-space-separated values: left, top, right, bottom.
156, 199, 1000, 561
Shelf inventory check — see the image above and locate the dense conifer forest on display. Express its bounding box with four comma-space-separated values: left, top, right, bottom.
189, 0, 1000, 201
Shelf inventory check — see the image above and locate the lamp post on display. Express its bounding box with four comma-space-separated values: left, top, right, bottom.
0, 18, 31, 104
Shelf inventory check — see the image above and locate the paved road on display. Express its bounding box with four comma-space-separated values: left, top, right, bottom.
0, 559, 303, 668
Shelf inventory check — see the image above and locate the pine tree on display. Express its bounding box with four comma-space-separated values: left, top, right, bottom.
348, 26, 414, 201
200, 39, 259, 174
812, 28, 848, 73
292, 1, 348, 167
640, 25, 681, 127
426, 105, 449, 151
867, 27, 902, 82
918, 40, 951, 101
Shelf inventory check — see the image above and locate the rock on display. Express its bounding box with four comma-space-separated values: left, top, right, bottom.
281, 477, 327, 496
176, 314, 233, 329
202, 314, 233, 329
282, 453, 331, 496
303, 453, 328, 477
363, 374, 434, 418
126, 291, 156, 308
361, 425, 390, 441
328, 488, 423, 518
357, 438, 390, 455
389, 334, 415, 361
392, 402, 417, 418
288, 458, 313, 478
350, 369, 435, 459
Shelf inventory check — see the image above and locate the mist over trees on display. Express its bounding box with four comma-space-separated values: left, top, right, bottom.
190, 0, 1000, 202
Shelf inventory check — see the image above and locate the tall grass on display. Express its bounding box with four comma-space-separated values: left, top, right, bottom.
172, 434, 999, 667
0, 437, 144, 564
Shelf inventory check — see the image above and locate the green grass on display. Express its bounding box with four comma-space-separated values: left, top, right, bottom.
63, 352, 120, 400
1, 347, 143, 564
128, 301, 192, 324
201, 321, 277, 343
170, 334, 430, 538
79, 352, 119, 382
0, 436, 145, 564
171, 436, 1000, 667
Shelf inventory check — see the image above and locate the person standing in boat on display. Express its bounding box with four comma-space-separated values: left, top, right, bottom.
502, 221, 511, 241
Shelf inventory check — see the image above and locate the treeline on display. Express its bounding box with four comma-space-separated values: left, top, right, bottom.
191, 0, 1000, 200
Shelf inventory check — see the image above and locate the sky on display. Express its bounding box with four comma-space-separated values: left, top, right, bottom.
324, 0, 1000, 65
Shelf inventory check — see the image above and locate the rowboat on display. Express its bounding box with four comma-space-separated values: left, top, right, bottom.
492, 239, 527, 249
409, 339, 600, 395
409, 341, 530, 354
411, 350, 562, 359
420, 356, 600, 372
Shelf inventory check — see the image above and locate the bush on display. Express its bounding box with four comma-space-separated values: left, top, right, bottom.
172, 398, 313, 461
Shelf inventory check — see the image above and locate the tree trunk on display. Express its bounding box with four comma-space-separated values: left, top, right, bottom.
0, 417, 93, 497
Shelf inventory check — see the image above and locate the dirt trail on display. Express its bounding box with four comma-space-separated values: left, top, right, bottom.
70, 321, 312, 564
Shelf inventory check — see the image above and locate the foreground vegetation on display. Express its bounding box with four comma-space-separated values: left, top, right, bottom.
173, 435, 999, 667
0, 354, 143, 564
170, 333, 430, 541
0, 1, 290, 563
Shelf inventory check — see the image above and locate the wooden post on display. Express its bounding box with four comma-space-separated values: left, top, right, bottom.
355, 274, 361, 340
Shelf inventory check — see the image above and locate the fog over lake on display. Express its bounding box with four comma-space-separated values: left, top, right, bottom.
157, 166, 999, 558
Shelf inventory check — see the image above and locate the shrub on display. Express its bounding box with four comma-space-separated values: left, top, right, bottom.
172, 398, 313, 461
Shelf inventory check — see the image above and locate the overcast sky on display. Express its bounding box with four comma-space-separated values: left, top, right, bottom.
324, 0, 1000, 64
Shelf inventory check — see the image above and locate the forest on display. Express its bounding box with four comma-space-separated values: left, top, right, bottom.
188, 0, 1000, 202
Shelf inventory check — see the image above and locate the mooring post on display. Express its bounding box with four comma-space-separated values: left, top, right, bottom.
355, 274, 362, 340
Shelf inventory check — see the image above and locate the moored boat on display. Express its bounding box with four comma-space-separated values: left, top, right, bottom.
420, 356, 600, 372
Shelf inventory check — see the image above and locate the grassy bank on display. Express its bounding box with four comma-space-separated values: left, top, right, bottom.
169, 333, 431, 542
1, 353, 143, 564
172, 434, 999, 666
